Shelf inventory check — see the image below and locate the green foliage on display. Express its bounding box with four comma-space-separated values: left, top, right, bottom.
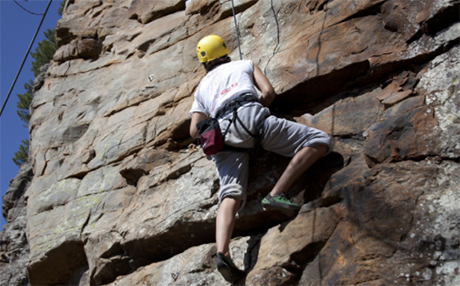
13, 140, 29, 167
58, 0, 66, 16
17, 27, 57, 126
13, 1, 65, 167
16, 79, 34, 126
30, 28, 57, 77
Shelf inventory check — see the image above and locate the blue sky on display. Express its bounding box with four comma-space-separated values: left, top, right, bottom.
1, 0, 63, 230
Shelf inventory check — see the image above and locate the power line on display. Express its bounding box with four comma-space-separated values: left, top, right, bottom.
0, 0, 53, 118
13, 0, 44, 15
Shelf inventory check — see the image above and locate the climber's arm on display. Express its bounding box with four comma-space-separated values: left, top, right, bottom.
190, 112, 208, 139
253, 63, 276, 107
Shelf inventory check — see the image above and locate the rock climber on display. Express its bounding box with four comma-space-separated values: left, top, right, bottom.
189, 35, 331, 283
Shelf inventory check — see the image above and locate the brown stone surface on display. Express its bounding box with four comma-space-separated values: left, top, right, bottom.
128, 0, 186, 24
363, 105, 441, 167
299, 159, 455, 286
1, 0, 459, 285
246, 206, 341, 285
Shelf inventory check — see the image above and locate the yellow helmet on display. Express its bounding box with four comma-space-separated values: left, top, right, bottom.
196, 35, 229, 63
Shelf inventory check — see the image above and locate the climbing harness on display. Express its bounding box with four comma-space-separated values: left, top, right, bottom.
215, 93, 262, 139
196, 93, 265, 155
216, 93, 267, 152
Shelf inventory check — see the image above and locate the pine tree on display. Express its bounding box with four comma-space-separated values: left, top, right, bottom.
16, 79, 34, 126
15, 28, 57, 128
13, 1, 64, 166
30, 28, 57, 77
13, 140, 29, 167
58, 0, 66, 16
14, 31, 56, 165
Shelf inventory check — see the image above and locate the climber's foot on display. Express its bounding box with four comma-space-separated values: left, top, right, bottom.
216, 252, 245, 283
262, 193, 300, 216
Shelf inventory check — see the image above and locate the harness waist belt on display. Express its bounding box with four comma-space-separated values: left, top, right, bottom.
214, 92, 267, 153
215, 93, 260, 119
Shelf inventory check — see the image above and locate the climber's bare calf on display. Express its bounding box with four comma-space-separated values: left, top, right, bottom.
270, 145, 328, 197
216, 197, 240, 258
216, 145, 327, 258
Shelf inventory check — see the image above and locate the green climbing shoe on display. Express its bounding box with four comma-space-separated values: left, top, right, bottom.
261, 193, 301, 212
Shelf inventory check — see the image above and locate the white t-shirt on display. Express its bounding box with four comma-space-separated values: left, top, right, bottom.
189, 60, 258, 118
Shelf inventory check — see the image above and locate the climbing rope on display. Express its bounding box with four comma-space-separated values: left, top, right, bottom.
230, 0, 280, 74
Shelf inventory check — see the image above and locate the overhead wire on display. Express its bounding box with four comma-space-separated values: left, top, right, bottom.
0, 0, 53, 118
13, 0, 44, 16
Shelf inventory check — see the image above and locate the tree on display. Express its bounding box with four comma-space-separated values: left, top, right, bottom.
30, 28, 57, 77
13, 140, 29, 167
15, 30, 56, 165
58, 0, 66, 16
13, 0, 65, 166
16, 79, 34, 126
15, 28, 57, 128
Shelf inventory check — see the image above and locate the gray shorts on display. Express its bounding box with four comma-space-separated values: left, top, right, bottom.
212, 103, 331, 209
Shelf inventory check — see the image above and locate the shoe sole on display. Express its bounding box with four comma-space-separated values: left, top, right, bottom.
262, 203, 300, 211
262, 204, 300, 216
216, 256, 245, 283
217, 265, 244, 283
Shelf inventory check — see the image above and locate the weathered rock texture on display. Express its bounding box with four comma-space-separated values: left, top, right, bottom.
0, 161, 33, 286
1, 0, 459, 285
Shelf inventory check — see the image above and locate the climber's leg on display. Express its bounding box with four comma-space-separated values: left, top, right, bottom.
215, 197, 241, 257
270, 145, 328, 196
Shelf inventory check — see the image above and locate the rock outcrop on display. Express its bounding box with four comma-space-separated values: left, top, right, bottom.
1, 0, 459, 285
0, 161, 33, 286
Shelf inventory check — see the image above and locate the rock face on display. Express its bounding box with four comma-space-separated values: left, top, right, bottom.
1, 0, 459, 285
0, 161, 33, 286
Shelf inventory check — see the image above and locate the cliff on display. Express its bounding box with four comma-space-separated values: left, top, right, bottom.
1, 0, 459, 285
